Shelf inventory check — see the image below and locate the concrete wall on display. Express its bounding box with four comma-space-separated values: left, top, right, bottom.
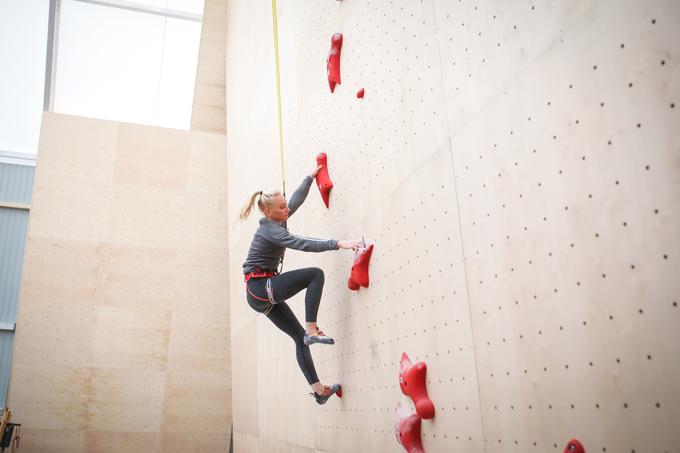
8, 113, 230, 452
192, 0, 228, 134
225, 0, 680, 452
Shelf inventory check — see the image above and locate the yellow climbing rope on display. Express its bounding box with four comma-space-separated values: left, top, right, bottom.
271, 0, 286, 195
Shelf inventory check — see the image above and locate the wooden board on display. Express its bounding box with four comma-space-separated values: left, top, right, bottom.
9, 113, 231, 452
225, 0, 680, 451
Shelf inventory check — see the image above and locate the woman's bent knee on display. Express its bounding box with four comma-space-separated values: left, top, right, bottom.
311, 267, 324, 281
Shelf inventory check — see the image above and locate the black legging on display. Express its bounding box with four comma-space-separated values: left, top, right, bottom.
245, 267, 325, 384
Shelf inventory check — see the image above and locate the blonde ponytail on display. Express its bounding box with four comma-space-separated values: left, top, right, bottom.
239, 191, 263, 221
238, 189, 284, 222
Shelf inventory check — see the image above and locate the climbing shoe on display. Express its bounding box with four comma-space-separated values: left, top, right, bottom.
304, 328, 335, 346
311, 384, 342, 405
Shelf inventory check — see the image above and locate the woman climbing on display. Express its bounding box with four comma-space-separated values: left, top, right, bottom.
239, 164, 362, 404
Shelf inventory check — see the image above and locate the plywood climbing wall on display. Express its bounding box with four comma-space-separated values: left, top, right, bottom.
9, 113, 231, 452
226, 0, 680, 452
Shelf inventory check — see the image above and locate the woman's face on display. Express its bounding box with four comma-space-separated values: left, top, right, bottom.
265, 194, 289, 223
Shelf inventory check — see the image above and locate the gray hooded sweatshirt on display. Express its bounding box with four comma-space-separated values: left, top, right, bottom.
242, 175, 338, 274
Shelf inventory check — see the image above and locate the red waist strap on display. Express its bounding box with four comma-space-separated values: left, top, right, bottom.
244, 271, 276, 282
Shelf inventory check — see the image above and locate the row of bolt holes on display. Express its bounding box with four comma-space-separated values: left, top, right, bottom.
483, 303, 676, 321
320, 299, 678, 347
477, 261, 671, 284
472, 220, 665, 241
481, 306, 678, 348
316, 398, 661, 415
472, 169, 659, 198
476, 260, 672, 285
470, 175, 658, 203
316, 424, 658, 453
480, 296, 678, 314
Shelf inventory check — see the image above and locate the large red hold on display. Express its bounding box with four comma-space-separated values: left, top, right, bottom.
315, 153, 333, 208
399, 353, 435, 420
395, 402, 425, 453
347, 276, 360, 291
347, 244, 374, 290
564, 439, 585, 453
327, 33, 343, 93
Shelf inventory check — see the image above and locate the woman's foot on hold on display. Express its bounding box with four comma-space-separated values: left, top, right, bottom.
311, 384, 341, 405
304, 327, 335, 346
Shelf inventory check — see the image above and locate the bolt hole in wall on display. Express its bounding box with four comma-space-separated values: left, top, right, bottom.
225, 0, 680, 452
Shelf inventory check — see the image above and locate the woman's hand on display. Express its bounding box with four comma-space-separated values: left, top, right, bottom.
337, 240, 364, 251
310, 164, 324, 178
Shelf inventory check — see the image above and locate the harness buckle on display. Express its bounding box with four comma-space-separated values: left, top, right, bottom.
244, 270, 276, 282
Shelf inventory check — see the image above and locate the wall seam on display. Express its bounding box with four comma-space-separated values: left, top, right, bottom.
429, 1, 488, 450
442, 3, 598, 143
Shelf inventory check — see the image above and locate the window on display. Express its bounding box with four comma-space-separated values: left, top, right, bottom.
0, 0, 204, 156
53, 0, 203, 130
0, 0, 50, 155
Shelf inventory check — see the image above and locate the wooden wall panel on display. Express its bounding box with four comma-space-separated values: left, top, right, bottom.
225, 0, 680, 452
191, 0, 228, 134
9, 113, 230, 452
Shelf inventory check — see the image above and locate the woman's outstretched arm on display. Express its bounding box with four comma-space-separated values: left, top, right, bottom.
266, 223, 337, 252
264, 223, 363, 253
288, 165, 323, 217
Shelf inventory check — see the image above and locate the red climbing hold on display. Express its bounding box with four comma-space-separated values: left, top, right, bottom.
315, 152, 333, 208
356, 88, 365, 98
564, 439, 585, 453
395, 402, 425, 453
347, 244, 374, 290
399, 353, 435, 420
327, 33, 343, 93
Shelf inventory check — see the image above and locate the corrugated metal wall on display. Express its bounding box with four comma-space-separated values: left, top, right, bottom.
0, 159, 34, 409
0, 161, 35, 203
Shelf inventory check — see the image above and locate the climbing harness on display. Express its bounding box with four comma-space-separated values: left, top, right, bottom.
245, 269, 279, 316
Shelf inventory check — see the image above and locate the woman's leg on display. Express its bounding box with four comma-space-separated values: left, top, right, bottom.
266, 301, 320, 387
269, 267, 325, 325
